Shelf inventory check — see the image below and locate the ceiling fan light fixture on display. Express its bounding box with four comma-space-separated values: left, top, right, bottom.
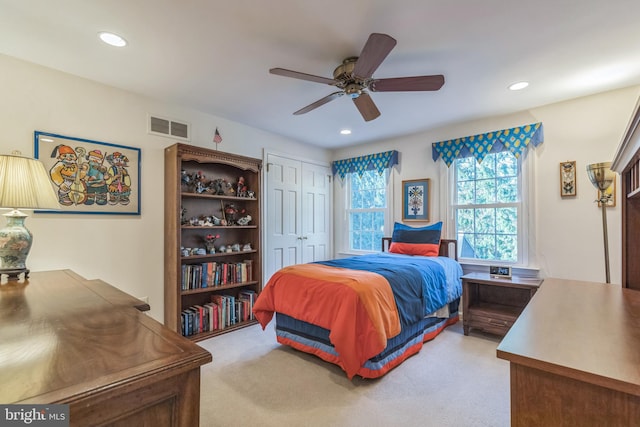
98, 32, 127, 47
345, 83, 362, 99
509, 81, 529, 91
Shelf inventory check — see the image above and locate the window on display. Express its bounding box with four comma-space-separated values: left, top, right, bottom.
347, 170, 390, 252
453, 151, 523, 263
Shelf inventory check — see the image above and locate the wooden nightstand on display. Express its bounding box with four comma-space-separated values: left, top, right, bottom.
462, 272, 542, 337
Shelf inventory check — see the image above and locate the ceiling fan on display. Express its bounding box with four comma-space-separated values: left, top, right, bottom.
269, 33, 445, 122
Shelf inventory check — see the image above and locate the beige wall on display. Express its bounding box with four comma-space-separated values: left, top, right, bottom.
333, 86, 640, 284
0, 54, 331, 322
3, 51, 638, 325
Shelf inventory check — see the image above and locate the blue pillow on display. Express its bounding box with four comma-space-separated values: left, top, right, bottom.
389, 221, 442, 256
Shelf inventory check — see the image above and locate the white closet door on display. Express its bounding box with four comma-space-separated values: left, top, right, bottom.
265, 154, 302, 280
265, 153, 332, 281
301, 162, 331, 263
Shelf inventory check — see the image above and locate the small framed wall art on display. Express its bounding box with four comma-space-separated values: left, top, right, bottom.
559, 161, 577, 197
402, 179, 430, 221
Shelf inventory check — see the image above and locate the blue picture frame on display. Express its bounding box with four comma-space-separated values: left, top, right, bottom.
34, 131, 141, 215
402, 179, 430, 221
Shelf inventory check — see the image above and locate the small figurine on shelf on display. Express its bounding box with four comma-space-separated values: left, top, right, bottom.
180, 207, 188, 225
246, 190, 255, 199
242, 243, 252, 251
226, 181, 236, 196
231, 243, 241, 252
204, 233, 220, 254
237, 176, 247, 197
195, 171, 208, 194
236, 215, 252, 226
224, 203, 238, 225
209, 178, 226, 195
204, 214, 222, 226
181, 169, 191, 187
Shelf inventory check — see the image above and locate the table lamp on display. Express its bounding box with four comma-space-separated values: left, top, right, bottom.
0, 151, 59, 280
586, 162, 616, 284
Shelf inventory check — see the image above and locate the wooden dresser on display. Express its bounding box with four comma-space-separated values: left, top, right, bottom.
0, 270, 212, 426
497, 277, 640, 426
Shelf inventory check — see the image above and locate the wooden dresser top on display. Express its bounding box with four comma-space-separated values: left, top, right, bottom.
497, 277, 640, 396
0, 270, 212, 404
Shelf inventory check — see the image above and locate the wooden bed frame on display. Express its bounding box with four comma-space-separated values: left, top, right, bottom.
381, 237, 458, 260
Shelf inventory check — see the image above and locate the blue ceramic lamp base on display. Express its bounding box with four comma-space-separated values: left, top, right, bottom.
0, 210, 32, 280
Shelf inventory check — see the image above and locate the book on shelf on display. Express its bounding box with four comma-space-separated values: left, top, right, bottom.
181, 260, 254, 291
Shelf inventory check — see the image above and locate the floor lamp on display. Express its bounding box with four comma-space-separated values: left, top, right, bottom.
586, 162, 616, 284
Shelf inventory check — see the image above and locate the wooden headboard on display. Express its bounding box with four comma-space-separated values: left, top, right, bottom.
381, 237, 458, 261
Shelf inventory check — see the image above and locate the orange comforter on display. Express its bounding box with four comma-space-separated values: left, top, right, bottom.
253, 263, 400, 379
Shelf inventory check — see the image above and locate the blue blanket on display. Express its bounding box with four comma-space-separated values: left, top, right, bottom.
316, 253, 450, 329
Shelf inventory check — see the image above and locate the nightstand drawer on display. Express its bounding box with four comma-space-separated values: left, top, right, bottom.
466, 312, 515, 334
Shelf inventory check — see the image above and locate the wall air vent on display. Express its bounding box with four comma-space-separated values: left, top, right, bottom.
148, 115, 190, 141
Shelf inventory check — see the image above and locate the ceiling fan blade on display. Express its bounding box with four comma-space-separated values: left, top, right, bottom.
370, 75, 445, 92
270, 68, 337, 85
352, 33, 397, 79
352, 92, 381, 122
293, 91, 344, 115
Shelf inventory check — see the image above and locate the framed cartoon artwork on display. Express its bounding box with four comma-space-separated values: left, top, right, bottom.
402, 179, 430, 221
560, 161, 576, 197
34, 131, 141, 215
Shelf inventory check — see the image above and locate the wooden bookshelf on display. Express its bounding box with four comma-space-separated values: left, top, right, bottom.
164, 143, 262, 341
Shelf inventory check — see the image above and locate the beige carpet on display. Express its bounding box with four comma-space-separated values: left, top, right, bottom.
197, 320, 510, 427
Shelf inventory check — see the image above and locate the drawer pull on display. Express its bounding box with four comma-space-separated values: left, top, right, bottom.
488, 318, 508, 326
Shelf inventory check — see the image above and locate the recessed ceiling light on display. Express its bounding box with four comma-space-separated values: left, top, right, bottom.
508, 81, 529, 91
340, 129, 352, 135
98, 32, 127, 47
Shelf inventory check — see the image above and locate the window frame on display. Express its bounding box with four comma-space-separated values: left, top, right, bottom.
447, 152, 531, 267
342, 169, 394, 254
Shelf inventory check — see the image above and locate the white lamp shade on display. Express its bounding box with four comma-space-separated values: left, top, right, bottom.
0, 154, 59, 210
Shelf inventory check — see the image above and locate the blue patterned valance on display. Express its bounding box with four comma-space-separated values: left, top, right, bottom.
432, 122, 544, 167
332, 150, 399, 180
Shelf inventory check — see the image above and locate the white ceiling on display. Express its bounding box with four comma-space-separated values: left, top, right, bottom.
2, 0, 640, 149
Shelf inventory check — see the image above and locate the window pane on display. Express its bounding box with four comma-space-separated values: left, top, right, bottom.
475, 234, 496, 259
374, 189, 386, 208
496, 177, 517, 203
475, 179, 496, 204
496, 234, 517, 261
351, 187, 363, 209
476, 155, 495, 179
475, 208, 495, 234
456, 157, 475, 181
457, 180, 475, 204
496, 151, 517, 177
350, 212, 362, 230
496, 207, 517, 234
456, 208, 475, 233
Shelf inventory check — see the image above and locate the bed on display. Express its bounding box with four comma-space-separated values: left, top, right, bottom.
253, 228, 463, 379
